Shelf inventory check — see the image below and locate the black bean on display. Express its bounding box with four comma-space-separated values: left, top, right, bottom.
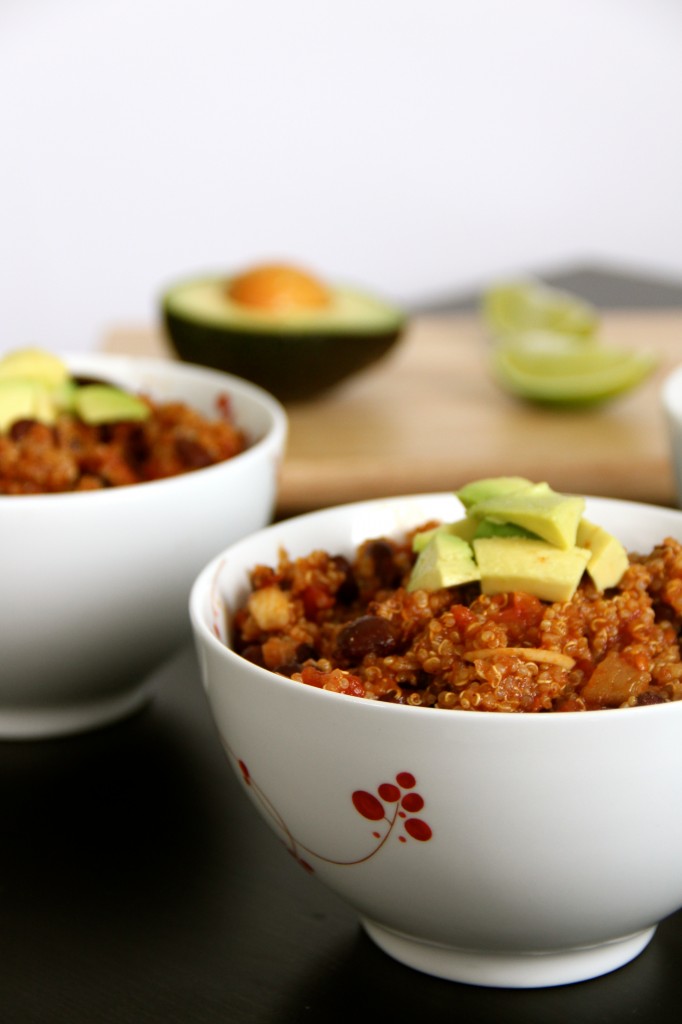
331, 555, 359, 604
636, 691, 666, 706
336, 615, 401, 662
367, 540, 402, 588
8, 419, 38, 441
295, 643, 316, 663
378, 690, 404, 704
125, 427, 150, 468
239, 644, 266, 667
175, 438, 212, 469
72, 375, 113, 387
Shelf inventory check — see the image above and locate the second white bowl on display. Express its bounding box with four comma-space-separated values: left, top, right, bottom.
1, 353, 287, 739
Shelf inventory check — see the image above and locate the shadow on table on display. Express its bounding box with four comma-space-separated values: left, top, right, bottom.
2, 641, 680, 1024
0, 694, 225, 920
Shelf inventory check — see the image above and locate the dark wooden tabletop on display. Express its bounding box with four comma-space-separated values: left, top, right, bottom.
3, 264, 682, 1024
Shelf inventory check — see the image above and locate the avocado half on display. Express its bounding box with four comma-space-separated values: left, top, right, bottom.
161, 275, 406, 402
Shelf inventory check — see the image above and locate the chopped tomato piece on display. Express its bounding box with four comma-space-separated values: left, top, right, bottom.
301, 584, 336, 618
298, 666, 365, 697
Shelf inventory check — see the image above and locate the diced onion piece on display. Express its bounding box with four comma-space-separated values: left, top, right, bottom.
463, 647, 575, 670
247, 586, 291, 631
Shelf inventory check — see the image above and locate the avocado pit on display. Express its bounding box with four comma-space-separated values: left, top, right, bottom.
227, 263, 332, 313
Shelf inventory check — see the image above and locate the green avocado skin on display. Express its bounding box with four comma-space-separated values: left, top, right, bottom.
163, 310, 404, 403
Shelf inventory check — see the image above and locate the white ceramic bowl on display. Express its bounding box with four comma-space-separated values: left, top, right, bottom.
190, 493, 682, 989
1, 353, 287, 739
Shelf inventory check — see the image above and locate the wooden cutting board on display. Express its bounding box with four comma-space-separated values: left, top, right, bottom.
102, 310, 682, 516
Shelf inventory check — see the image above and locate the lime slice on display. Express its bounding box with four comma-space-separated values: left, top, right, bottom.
491, 332, 657, 405
482, 280, 598, 340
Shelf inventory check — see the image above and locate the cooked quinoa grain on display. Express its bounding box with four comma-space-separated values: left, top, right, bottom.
233, 528, 682, 712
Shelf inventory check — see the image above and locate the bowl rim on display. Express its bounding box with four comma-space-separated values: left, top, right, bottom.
0, 351, 288, 505
189, 491, 682, 723
661, 362, 682, 415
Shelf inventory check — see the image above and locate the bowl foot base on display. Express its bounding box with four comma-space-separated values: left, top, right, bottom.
361, 918, 657, 988
0, 679, 157, 740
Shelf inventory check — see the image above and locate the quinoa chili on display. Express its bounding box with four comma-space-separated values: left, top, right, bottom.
0, 394, 248, 494
232, 526, 682, 712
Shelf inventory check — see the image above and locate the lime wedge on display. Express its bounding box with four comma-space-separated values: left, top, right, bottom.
491, 333, 657, 406
482, 280, 598, 340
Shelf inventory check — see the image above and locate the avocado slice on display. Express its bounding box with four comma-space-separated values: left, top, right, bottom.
408, 532, 480, 592
0, 349, 152, 433
161, 270, 405, 402
74, 385, 150, 425
51, 379, 78, 413
405, 476, 628, 602
456, 476, 533, 510
0, 349, 78, 432
474, 519, 539, 540
0, 348, 69, 388
467, 483, 585, 550
414, 517, 538, 547
576, 518, 629, 591
412, 517, 478, 553
473, 537, 591, 602
0, 379, 57, 431
405, 477, 632, 601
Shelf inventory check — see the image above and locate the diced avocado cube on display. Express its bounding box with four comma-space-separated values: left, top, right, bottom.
412, 527, 439, 554
0, 348, 69, 388
576, 518, 629, 591
51, 379, 78, 413
74, 385, 150, 425
468, 483, 585, 549
408, 532, 481, 592
474, 519, 540, 540
0, 379, 57, 432
456, 476, 533, 511
447, 518, 480, 542
412, 518, 478, 554
33, 384, 58, 425
473, 537, 591, 602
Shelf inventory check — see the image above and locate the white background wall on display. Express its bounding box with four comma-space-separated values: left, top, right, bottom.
1, 0, 681, 354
